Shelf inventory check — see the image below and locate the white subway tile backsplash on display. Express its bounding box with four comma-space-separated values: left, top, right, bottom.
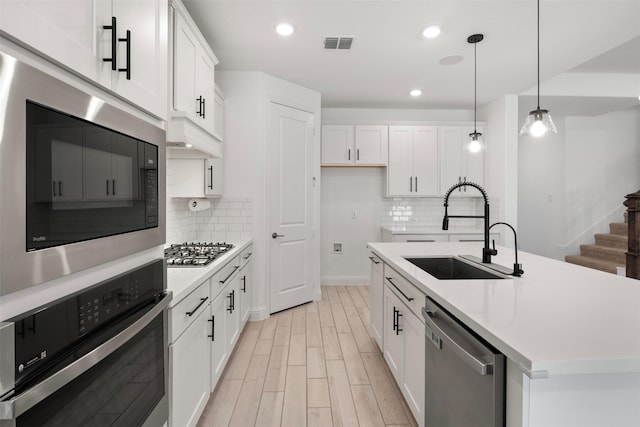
165, 196, 253, 244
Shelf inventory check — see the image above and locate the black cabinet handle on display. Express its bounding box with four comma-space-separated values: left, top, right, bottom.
208, 165, 213, 189
243, 252, 252, 260
52, 181, 56, 197
103, 17, 117, 70
118, 29, 131, 80
227, 291, 233, 313
348, 149, 351, 161
196, 96, 203, 117
414, 176, 418, 192
241, 276, 246, 292
106, 179, 110, 195
386, 277, 414, 302
356, 149, 360, 161
368, 256, 380, 265
409, 176, 413, 192
219, 266, 239, 284
58, 181, 63, 197
396, 311, 403, 335
112, 179, 116, 195
202, 97, 206, 118
232, 289, 235, 311
392, 307, 398, 332
186, 297, 208, 316
208, 315, 215, 341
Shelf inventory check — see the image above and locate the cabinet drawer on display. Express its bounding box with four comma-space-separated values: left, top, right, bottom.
384, 265, 425, 319
169, 279, 210, 343
240, 246, 253, 269
211, 255, 241, 298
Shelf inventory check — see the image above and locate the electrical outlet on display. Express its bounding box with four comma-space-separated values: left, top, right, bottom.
332, 243, 343, 254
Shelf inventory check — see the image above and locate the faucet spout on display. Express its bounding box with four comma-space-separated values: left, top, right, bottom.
442, 181, 495, 263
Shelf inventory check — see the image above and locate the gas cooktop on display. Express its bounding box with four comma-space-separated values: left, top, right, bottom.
164, 242, 234, 267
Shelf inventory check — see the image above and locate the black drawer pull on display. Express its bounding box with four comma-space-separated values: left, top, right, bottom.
208, 315, 215, 341
219, 266, 240, 284
368, 256, 380, 265
186, 297, 208, 316
103, 16, 117, 70
385, 277, 414, 302
118, 29, 131, 80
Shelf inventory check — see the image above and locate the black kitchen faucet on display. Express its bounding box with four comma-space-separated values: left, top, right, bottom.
442, 181, 496, 263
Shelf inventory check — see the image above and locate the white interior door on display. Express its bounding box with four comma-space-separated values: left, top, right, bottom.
268, 102, 315, 313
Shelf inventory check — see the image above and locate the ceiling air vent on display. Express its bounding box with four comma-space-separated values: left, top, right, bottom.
324, 37, 354, 50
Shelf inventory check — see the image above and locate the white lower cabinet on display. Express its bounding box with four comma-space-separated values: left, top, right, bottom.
239, 246, 253, 325
383, 278, 425, 427
369, 254, 384, 350
209, 288, 228, 389
169, 280, 211, 427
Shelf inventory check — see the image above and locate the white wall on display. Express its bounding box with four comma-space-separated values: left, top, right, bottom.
518, 103, 640, 259
217, 71, 321, 318
321, 167, 385, 284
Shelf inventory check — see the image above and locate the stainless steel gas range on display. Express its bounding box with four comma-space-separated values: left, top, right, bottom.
164, 242, 234, 267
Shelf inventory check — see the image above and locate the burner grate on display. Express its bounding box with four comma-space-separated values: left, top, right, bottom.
164, 242, 234, 267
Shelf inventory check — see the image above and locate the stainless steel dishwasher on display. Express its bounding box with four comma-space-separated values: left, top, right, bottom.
422, 297, 505, 427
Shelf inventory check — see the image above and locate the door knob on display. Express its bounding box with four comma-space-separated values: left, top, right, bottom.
272, 232, 284, 239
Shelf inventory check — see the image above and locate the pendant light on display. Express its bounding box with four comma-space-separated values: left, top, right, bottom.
520, 0, 557, 137
467, 33, 484, 153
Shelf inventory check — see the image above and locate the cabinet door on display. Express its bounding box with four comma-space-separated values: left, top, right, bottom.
387, 126, 414, 196
321, 125, 354, 165
239, 255, 252, 325
439, 126, 464, 195
111, 0, 167, 119
402, 311, 425, 427
210, 291, 228, 391
370, 255, 384, 350
0, 0, 102, 83
204, 158, 223, 197
173, 11, 198, 121
170, 307, 210, 427
225, 274, 241, 349
355, 125, 388, 165
52, 139, 84, 202
168, 158, 205, 198
412, 126, 439, 196
195, 51, 216, 134
383, 286, 404, 382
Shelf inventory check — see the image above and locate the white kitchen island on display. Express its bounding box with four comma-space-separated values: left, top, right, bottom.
368, 241, 640, 427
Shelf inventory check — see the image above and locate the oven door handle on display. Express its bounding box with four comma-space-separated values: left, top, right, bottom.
0, 292, 172, 420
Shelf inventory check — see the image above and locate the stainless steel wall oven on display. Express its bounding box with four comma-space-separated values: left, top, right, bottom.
0, 259, 170, 427
0, 51, 166, 295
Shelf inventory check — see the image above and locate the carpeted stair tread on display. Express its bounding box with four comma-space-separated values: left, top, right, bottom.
594, 233, 628, 250
579, 244, 626, 264
565, 255, 620, 274
610, 222, 628, 236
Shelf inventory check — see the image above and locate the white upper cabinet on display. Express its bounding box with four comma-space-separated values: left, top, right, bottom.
0, 0, 168, 119
168, 157, 223, 198
388, 125, 439, 196
439, 125, 486, 196
167, 0, 222, 157
321, 125, 388, 166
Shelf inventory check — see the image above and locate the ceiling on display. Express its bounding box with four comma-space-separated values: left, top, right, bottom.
183, 0, 640, 110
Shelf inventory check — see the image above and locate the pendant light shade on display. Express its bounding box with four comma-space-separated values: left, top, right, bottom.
520, 0, 557, 137
466, 33, 484, 153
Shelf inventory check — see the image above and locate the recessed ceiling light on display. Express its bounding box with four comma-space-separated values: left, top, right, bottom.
410, 89, 422, 97
422, 25, 441, 39
276, 23, 295, 36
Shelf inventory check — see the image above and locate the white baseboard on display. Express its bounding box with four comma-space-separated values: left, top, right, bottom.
321, 276, 370, 286
248, 305, 269, 321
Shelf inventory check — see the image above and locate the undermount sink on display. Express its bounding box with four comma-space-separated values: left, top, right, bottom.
405, 256, 506, 280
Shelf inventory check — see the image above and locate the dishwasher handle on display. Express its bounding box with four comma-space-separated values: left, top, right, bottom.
422, 306, 494, 376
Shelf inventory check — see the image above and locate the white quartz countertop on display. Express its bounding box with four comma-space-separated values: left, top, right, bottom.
166, 239, 252, 307
368, 241, 640, 377
381, 226, 487, 235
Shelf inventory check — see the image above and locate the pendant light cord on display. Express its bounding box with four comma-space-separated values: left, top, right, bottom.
537, 0, 540, 110
474, 41, 477, 133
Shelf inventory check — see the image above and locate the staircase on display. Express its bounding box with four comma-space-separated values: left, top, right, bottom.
565, 212, 628, 274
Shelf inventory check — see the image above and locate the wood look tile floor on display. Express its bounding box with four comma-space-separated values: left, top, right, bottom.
196, 285, 419, 427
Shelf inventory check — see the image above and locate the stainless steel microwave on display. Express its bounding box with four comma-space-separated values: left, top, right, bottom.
0, 51, 166, 296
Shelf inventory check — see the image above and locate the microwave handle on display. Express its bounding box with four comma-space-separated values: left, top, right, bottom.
0, 292, 171, 420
